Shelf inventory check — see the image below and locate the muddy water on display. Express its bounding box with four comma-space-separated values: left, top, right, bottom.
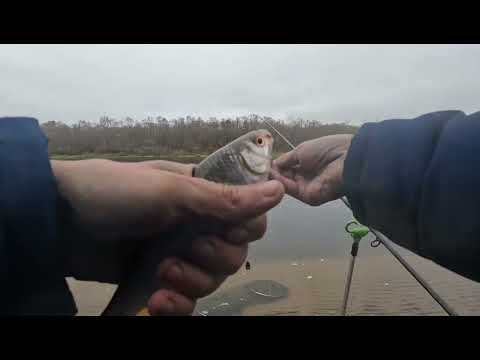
67, 197, 480, 316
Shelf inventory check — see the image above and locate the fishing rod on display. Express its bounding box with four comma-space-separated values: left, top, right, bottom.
340, 199, 458, 316
263, 119, 459, 316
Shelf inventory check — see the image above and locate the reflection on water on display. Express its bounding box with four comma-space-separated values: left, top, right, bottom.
195, 280, 288, 316
68, 196, 480, 316
196, 255, 480, 316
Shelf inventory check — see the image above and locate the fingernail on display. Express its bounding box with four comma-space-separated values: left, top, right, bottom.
164, 263, 183, 283
195, 238, 215, 258
261, 180, 281, 197
160, 295, 176, 314
165, 296, 175, 312
148, 292, 175, 315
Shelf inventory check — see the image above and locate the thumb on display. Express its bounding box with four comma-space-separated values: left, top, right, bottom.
176, 177, 285, 223
272, 150, 300, 173
269, 167, 301, 199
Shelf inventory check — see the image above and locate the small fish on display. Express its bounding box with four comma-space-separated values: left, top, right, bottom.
102, 129, 274, 316
194, 129, 273, 184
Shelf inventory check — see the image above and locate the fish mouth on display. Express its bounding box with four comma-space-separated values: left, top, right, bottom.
251, 152, 272, 162
240, 152, 271, 176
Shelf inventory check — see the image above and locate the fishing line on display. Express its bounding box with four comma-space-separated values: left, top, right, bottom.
263, 119, 458, 316
263, 120, 296, 150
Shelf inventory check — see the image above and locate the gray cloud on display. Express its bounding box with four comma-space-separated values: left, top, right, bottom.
0, 44, 479, 124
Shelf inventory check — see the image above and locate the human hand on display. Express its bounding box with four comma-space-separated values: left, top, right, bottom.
270, 134, 353, 206
52, 159, 284, 315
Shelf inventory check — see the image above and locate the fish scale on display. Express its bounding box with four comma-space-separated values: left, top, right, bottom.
202, 147, 242, 183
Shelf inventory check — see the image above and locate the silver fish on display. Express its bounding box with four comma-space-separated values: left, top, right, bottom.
195, 129, 273, 184
102, 129, 274, 316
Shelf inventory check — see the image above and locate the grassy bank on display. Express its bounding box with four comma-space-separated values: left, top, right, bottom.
50, 153, 208, 163
50, 151, 285, 163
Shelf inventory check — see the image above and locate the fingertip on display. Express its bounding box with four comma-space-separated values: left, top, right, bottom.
274, 150, 299, 170
261, 180, 285, 203
268, 168, 282, 182
261, 179, 283, 196
272, 179, 285, 193
239, 180, 283, 217
267, 170, 300, 198
147, 289, 195, 316
147, 290, 175, 314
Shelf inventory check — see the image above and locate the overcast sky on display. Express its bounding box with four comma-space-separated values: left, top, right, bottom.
0, 44, 479, 125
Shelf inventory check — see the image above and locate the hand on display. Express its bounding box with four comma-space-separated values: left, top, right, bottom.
135, 159, 195, 177
52, 159, 284, 315
147, 215, 267, 316
270, 134, 353, 206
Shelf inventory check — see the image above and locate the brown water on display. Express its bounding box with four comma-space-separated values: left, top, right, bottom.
67, 197, 480, 316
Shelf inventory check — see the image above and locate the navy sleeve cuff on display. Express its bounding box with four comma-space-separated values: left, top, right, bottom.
0, 117, 77, 315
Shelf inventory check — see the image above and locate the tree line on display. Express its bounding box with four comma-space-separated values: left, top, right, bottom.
41, 115, 359, 156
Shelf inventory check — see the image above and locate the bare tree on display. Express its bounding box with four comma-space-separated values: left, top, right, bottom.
42, 115, 358, 157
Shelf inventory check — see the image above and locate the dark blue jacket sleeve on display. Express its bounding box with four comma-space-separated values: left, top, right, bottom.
0, 117, 77, 315
343, 110, 480, 282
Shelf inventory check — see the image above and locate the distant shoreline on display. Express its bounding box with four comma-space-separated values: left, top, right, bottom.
50, 153, 208, 163
50, 151, 284, 163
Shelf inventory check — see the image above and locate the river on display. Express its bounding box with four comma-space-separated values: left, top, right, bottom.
67, 196, 480, 316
